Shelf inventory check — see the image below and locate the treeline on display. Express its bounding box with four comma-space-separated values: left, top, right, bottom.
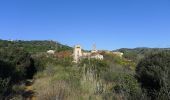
0, 40, 72, 53
116, 47, 170, 62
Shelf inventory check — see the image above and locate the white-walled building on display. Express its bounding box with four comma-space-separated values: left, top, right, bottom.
83, 52, 91, 57
73, 45, 83, 63
47, 50, 55, 54
112, 52, 123, 57
73, 44, 103, 63
91, 54, 104, 60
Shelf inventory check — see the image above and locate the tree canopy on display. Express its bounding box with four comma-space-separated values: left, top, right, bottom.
136, 51, 170, 99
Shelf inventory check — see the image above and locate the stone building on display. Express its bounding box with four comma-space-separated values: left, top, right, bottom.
73, 44, 103, 63
47, 50, 55, 54
73, 45, 83, 63
90, 53, 104, 60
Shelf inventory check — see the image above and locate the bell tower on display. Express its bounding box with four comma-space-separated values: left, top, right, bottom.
73, 45, 82, 63
91, 44, 98, 53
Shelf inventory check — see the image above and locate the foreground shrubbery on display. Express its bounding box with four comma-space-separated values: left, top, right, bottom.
0, 47, 37, 99
33, 58, 83, 100
136, 51, 170, 100
32, 54, 142, 100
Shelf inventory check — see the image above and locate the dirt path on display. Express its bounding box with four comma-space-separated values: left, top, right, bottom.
22, 80, 37, 100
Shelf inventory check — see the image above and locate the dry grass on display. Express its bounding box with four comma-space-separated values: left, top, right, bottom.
32, 65, 104, 100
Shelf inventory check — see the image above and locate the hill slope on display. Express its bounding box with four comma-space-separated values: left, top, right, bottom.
0, 40, 72, 53
115, 47, 170, 62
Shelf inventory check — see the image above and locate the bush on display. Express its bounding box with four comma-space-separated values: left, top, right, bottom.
0, 47, 36, 81
136, 51, 170, 99
0, 60, 15, 79
0, 78, 10, 98
0, 47, 37, 98
80, 59, 109, 79
112, 74, 142, 99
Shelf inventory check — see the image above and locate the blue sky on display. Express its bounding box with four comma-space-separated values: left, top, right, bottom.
0, 0, 170, 50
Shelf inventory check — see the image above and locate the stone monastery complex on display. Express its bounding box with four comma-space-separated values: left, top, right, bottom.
73, 45, 104, 63
46, 44, 124, 63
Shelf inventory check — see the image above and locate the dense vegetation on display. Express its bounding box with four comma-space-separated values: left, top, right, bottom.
0, 40, 72, 99
0, 46, 36, 99
0, 40, 72, 53
136, 51, 170, 100
0, 39, 170, 100
117, 47, 170, 62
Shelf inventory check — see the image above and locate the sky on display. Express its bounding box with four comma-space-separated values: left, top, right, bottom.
0, 0, 170, 50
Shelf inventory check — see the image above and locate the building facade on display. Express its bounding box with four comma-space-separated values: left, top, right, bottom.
73, 45, 83, 63
73, 45, 103, 63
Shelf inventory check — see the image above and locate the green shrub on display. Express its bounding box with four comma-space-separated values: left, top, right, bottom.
80, 59, 109, 79
0, 78, 10, 98
0, 46, 37, 98
112, 74, 141, 97
136, 51, 170, 99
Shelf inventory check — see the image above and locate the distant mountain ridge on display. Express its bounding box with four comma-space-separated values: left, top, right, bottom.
116, 47, 170, 54
114, 47, 170, 62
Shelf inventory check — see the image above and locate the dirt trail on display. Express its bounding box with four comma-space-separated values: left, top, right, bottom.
23, 80, 37, 100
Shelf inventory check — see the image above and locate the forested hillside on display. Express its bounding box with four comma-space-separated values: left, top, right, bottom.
116, 47, 170, 62
0, 40, 72, 53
